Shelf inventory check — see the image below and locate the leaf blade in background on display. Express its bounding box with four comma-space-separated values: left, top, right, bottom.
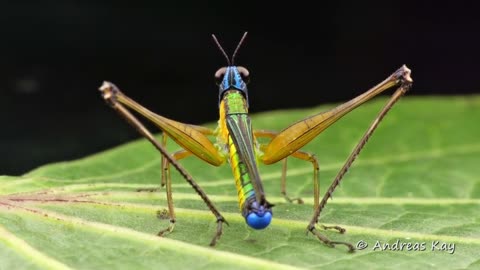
1, 96, 480, 269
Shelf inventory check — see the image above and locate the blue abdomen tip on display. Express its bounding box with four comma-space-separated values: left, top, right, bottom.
246, 211, 272, 230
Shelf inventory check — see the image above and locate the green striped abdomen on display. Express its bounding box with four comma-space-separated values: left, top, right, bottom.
220, 90, 272, 230
228, 134, 256, 211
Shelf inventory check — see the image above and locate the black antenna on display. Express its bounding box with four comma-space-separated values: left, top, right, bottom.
231, 32, 248, 65
212, 34, 231, 66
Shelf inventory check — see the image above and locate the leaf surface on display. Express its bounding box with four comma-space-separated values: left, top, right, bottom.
1, 96, 480, 269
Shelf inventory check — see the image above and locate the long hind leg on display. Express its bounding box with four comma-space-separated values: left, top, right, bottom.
100, 82, 227, 246
308, 80, 412, 252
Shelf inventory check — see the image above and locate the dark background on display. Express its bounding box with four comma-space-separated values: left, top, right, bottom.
1, 1, 479, 175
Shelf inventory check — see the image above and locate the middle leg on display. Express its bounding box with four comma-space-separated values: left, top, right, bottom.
255, 131, 319, 207
139, 125, 214, 191
100, 82, 227, 246
255, 130, 303, 204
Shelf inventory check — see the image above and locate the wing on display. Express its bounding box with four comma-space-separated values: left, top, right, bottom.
226, 113, 265, 204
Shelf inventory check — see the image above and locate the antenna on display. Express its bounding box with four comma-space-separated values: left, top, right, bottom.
211, 34, 231, 66
231, 32, 248, 65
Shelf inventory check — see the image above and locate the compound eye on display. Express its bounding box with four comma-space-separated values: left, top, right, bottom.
214, 67, 227, 85
237, 66, 250, 83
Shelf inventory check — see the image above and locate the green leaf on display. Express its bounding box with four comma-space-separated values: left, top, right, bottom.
2, 96, 480, 270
